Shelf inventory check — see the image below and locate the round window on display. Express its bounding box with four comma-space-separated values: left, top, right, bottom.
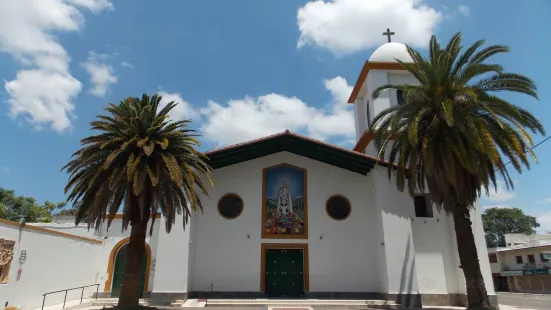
326, 195, 351, 220
218, 194, 244, 219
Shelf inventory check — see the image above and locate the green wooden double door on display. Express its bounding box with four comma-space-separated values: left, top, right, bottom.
111, 244, 147, 297
265, 248, 305, 298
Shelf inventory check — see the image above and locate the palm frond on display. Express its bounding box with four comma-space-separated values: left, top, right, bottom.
367, 32, 544, 212
62, 93, 213, 234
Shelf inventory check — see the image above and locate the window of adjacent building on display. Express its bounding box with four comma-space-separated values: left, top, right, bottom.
541, 253, 549, 262
528, 254, 536, 264
326, 195, 351, 221
396, 90, 406, 105
515, 255, 523, 264
414, 195, 433, 218
218, 193, 244, 219
488, 253, 498, 263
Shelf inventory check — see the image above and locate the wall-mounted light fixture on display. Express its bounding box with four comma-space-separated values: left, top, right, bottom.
19, 250, 27, 266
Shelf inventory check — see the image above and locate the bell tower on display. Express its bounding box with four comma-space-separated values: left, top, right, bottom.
347, 36, 417, 157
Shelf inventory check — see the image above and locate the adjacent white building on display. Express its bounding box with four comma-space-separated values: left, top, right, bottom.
488, 233, 551, 294
0, 41, 496, 309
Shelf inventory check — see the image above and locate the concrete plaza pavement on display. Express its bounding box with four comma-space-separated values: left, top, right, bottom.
496, 292, 551, 310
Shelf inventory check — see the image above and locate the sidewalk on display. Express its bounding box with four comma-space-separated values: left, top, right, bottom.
499, 306, 540, 310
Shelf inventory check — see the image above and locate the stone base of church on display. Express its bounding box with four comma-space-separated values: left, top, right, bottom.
94, 291, 152, 298
96, 291, 497, 308
186, 291, 498, 308
149, 292, 188, 305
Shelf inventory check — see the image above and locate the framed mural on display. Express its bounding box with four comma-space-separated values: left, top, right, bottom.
262, 163, 308, 239
0, 238, 15, 284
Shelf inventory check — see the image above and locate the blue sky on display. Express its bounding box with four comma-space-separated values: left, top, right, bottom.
0, 0, 550, 230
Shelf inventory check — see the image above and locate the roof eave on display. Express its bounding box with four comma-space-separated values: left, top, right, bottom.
205, 131, 382, 174
347, 61, 413, 104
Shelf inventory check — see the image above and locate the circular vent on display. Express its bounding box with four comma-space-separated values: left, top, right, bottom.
326, 195, 351, 221
218, 194, 244, 219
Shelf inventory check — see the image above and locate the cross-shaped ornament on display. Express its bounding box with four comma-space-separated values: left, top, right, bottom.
382, 28, 395, 43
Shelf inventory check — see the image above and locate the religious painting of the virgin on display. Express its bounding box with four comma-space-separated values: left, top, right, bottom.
0, 238, 15, 284
262, 163, 308, 239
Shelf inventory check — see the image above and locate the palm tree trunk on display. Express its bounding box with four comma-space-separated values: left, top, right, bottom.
117, 211, 149, 308
452, 207, 493, 309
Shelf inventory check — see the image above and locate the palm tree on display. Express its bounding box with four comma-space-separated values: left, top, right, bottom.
368, 33, 544, 309
62, 94, 212, 307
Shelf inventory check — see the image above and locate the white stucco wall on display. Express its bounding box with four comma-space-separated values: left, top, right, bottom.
433, 203, 496, 296
363, 71, 419, 158
0, 222, 104, 310
372, 168, 419, 295
188, 151, 382, 293
472, 203, 496, 295
354, 66, 495, 298
152, 214, 191, 293
411, 210, 461, 295
366, 70, 390, 123
368, 169, 495, 297
387, 73, 419, 89
354, 76, 369, 140
354, 102, 361, 140
14, 218, 161, 298
355, 95, 368, 141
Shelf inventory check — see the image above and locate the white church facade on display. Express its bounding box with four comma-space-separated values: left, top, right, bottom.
0, 42, 496, 309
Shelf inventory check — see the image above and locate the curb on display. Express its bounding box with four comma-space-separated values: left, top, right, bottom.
497, 292, 549, 296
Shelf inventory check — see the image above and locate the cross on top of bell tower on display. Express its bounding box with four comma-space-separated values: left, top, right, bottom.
382, 28, 395, 43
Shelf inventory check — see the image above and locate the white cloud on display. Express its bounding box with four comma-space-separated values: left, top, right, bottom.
199, 76, 355, 147
296, 0, 443, 55
81, 52, 117, 97
458, 5, 470, 17
536, 212, 551, 233
121, 61, 133, 68
157, 91, 200, 122
1, 167, 10, 173
537, 197, 551, 204
153, 77, 355, 148
5, 70, 81, 131
483, 180, 516, 202
0, 0, 113, 132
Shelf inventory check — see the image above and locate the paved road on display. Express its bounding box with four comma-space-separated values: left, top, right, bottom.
497, 292, 551, 310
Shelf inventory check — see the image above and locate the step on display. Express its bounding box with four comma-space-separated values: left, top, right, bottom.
91, 298, 149, 306
200, 299, 396, 306
171, 299, 207, 308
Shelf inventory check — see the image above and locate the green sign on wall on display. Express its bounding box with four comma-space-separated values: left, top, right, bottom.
542, 252, 551, 260
523, 269, 551, 275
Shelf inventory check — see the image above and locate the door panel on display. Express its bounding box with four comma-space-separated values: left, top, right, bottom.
286, 249, 304, 297
111, 244, 147, 297
265, 248, 304, 298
